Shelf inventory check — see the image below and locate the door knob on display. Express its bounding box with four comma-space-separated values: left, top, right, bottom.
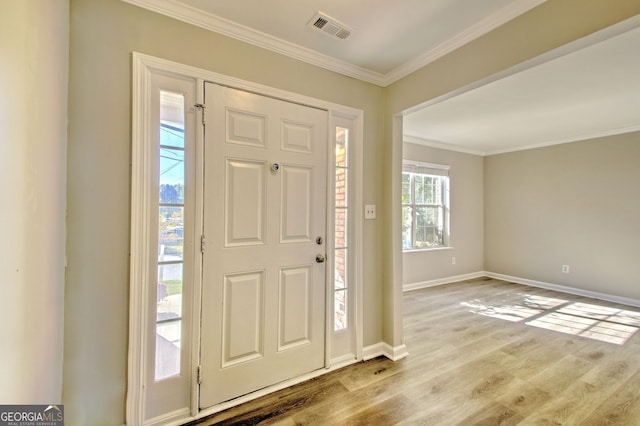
316, 254, 326, 263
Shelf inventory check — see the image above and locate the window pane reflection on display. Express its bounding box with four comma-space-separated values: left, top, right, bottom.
157, 264, 183, 319
336, 128, 348, 167
335, 168, 348, 207
335, 208, 347, 248
155, 320, 181, 380
335, 249, 347, 290
159, 206, 184, 261
334, 290, 347, 331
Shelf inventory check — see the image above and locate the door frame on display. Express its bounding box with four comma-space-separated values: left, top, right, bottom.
128, 52, 364, 425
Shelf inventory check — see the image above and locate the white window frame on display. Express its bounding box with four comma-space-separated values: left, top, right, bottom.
128, 52, 364, 425
128, 58, 201, 425
402, 161, 450, 251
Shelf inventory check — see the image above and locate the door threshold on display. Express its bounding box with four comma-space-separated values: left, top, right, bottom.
192, 357, 359, 425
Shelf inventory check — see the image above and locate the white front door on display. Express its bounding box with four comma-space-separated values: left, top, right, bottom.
199, 83, 328, 409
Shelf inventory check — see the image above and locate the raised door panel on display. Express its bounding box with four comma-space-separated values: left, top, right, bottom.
226, 109, 267, 148
278, 266, 312, 351
280, 165, 312, 243
281, 120, 313, 154
221, 271, 265, 367
225, 159, 266, 247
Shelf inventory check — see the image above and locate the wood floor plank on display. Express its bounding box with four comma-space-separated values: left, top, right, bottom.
457, 403, 524, 426
519, 348, 640, 425
340, 394, 419, 426
338, 356, 406, 392
191, 278, 640, 425
290, 371, 421, 425
526, 354, 596, 397
583, 369, 640, 425
493, 377, 552, 419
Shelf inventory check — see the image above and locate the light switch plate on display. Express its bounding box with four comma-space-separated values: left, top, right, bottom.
364, 204, 376, 219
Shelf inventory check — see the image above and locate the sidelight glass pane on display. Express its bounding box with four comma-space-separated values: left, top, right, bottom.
335, 208, 348, 248
160, 90, 185, 149
334, 290, 347, 331
160, 182, 184, 205
157, 265, 183, 319
160, 122, 185, 149
336, 127, 348, 167
159, 147, 185, 195
335, 168, 348, 207
155, 320, 181, 381
155, 90, 186, 382
159, 206, 184, 260
335, 249, 347, 289
334, 125, 350, 333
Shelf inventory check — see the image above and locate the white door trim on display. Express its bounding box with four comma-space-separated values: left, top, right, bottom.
128, 52, 363, 425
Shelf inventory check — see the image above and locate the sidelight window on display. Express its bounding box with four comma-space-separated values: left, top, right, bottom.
155, 91, 186, 380
334, 127, 349, 331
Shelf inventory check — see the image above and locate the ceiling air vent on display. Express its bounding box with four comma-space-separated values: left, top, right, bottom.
308, 12, 352, 40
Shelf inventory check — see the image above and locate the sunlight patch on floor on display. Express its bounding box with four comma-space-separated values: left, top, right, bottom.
461, 293, 568, 322
462, 294, 640, 345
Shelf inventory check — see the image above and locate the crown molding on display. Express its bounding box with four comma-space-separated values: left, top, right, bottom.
484, 124, 640, 156
403, 135, 488, 157
405, 124, 640, 157
122, 0, 388, 86
123, 0, 545, 87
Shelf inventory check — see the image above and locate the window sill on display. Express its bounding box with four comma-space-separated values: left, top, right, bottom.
403, 246, 453, 253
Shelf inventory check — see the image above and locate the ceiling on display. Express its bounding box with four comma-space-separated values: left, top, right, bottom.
124, 0, 545, 86
125, 0, 639, 155
404, 20, 640, 155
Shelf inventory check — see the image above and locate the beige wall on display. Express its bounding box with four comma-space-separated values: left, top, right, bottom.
66, 0, 384, 423
402, 143, 484, 285
0, 0, 68, 404
485, 133, 640, 299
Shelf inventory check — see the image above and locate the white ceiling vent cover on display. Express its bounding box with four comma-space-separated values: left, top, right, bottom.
307, 12, 352, 40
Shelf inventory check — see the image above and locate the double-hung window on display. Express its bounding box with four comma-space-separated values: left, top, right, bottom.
402, 161, 450, 250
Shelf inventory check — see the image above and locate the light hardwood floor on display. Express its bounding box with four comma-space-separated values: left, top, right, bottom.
189, 277, 640, 425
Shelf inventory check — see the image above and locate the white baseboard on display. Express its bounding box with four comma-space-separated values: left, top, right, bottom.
363, 342, 409, 361
403, 270, 640, 308
486, 271, 640, 308
330, 353, 360, 367
362, 342, 384, 360
145, 408, 191, 426
403, 271, 486, 292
